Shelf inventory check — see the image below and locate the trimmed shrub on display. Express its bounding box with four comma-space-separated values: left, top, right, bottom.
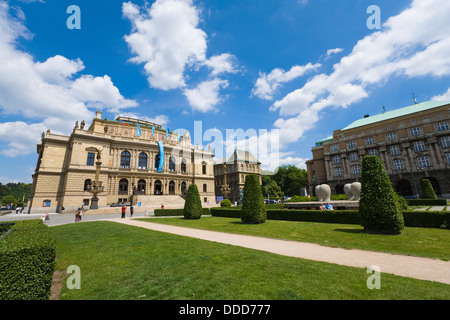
241, 175, 266, 224
183, 184, 202, 219
407, 199, 447, 206
421, 179, 438, 200
267, 209, 360, 224
220, 199, 232, 207
211, 208, 242, 218
359, 156, 404, 234
155, 208, 210, 216
0, 220, 56, 300
402, 211, 446, 228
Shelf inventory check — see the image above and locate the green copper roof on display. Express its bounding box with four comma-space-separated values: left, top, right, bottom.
342, 101, 450, 131
315, 136, 333, 147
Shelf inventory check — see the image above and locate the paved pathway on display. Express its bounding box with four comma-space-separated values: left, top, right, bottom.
108, 218, 450, 285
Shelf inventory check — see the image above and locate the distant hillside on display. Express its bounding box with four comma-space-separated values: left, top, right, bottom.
0, 182, 32, 203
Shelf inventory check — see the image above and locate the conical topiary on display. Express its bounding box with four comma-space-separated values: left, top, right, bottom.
359, 156, 404, 234
241, 174, 266, 224
183, 184, 202, 219
421, 179, 437, 199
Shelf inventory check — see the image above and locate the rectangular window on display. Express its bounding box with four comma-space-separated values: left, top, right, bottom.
446, 153, 450, 165
409, 127, 422, 136
413, 141, 426, 152
352, 165, 361, 175
389, 145, 400, 155
441, 136, 450, 148
334, 167, 343, 177
365, 137, 375, 145
349, 152, 358, 162
393, 159, 404, 170
347, 141, 356, 149
332, 155, 341, 164
86, 152, 95, 166
417, 156, 430, 168
386, 132, 397, 141
367, 149, 378, 156
330, 144, 339, 152
435, 122, 449, 132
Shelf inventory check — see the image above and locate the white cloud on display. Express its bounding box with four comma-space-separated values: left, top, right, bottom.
183, 78, 229, 112
252, 63, 320, 100
123, 0, 207, 90
122, 0, 238, 112
0, 2, 137, 156
325, 47, 343, 59
270, 0, 450, 146
204, 53, 239, 76
432, 88, 450, 101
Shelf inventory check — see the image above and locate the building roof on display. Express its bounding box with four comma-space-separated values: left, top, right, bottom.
342, 100, 450, 131
215, 149, 260, 165
314, 136, 333, 147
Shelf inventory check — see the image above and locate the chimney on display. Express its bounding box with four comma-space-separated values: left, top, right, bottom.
364, 114, 370, 118
96, 110, 102, 119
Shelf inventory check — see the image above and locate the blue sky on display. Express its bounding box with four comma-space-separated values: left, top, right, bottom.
1, 0, 450, 183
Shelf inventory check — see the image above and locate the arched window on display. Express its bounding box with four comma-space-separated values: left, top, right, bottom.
154, 154, 160, 170
181, 181, 187, 195
138, 152, 147, 169
119, 179, 128, 195
120, 151, 131, 168
202, 162, 207, 174
137, 179, 146, 194
169, 156, 176, 172
181, 158, 186, 173
83, 179, 92, 191
203, 183, 207, 192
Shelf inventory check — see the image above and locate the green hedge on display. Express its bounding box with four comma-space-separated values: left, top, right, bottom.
154, 208, 210, 216
0, 220, 56, 300
267, 209, 361, 224
402, 211, 449, 229
407, 199, 447, 206
210, 208, 450, 228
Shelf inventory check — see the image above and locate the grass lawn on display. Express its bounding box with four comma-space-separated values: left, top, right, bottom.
137, 216, 450, 261
51, 221, 450, 300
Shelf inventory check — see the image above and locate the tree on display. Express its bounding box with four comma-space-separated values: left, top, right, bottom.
261, 176, 283, 199
1, 195, 16, 207
272, 165, 308, 196
359, 156, 404, 234
183, 184, 202, 219
241, 174, 266, 224
421, 179, 437, 199
220, 199, 231, 207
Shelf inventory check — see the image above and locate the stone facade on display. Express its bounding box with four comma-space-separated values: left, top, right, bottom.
306, 101, 450, 198
27, 112, 215, 213
214, 149, 262, 203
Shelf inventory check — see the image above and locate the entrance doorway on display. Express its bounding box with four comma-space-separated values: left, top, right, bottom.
169, 181, 175, 195
154, 180, 162, 195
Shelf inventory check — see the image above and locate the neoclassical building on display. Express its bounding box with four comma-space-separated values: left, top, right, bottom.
27, 111, 215, 213
306, 100, 450, 198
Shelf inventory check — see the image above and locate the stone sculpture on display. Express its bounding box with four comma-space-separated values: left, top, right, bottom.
315, 184, 331, 202
343, 182, 362, 200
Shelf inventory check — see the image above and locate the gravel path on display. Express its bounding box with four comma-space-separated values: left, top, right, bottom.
109, 218, 450, 285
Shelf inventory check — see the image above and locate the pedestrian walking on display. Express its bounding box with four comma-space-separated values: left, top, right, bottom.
130, 205, 134, 218
75, 208, 82, 222
121, 204, 126, 218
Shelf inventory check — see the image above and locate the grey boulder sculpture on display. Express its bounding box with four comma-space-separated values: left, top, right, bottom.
315, 184, 331, 202
344, 182, 362, 200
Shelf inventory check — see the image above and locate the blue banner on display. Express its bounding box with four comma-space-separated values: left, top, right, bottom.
157, 141, 164, 173
166, 128, 170, 138
136, 124, 141, 137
